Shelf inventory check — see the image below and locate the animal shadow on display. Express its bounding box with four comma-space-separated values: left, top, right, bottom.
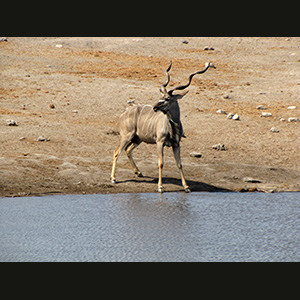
118, 176, 231, 192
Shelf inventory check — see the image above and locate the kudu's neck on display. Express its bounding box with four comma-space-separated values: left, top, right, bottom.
166, 100, 181, 124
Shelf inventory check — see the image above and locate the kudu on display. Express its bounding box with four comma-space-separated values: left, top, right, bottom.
111, 61, 216, 193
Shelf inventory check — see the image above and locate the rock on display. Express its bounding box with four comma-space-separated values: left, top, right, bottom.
279, 118, 286, 122
243, 177, 262, 183
212, 143, 226, 151
256, 105, 266, 110
190, 152, 202, 158
261, 112, 272, 117
0, 37, 8, 42
264, 189, 276, 193
226, 113, 240, 120
182, 40, 189, 44
216, 109, 227, 114
232, 114, 240, 121
288, 117, 299, 122
49, 103, 55, 109
127, 100, 135, 104
204, 46, 214, 50
239, 187, 258, 192
106, 129, 119, 136
56, 44, 63, 48
72, 110, 78, 113
270, 127, 280, 133
223, 94, 231, 99
37, 136, 50, 142
19, 137, 26, 141
227, 113, 234, 119
6, 119, 18, 126
287, 106, 296, 110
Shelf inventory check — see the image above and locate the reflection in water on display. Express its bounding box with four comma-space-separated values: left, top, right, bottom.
104, 193, 194, 261
0, 192, 299, 262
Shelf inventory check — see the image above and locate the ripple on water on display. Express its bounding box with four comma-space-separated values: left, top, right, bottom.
0, 192, 299, 262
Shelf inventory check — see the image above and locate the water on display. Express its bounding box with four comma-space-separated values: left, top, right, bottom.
0, 192, 299, 262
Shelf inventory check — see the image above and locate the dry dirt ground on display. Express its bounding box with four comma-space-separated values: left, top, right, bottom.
1, 37, 300, 197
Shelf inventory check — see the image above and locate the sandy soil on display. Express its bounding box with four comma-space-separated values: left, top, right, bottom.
1, 37, 300, 197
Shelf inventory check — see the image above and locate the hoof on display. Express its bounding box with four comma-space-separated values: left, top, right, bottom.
158, 187, 164, 193
184, 188, 191, 193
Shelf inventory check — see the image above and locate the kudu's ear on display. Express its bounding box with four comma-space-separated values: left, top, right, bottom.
175, 90, 189, 99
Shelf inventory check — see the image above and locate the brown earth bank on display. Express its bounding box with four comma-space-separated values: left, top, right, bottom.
0, 37, 300, 197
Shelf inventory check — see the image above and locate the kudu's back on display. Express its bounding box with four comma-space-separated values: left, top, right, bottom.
119, 104, 171, 145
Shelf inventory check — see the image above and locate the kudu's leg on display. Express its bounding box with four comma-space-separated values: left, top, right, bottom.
157, 142, 164, 193
172, 145, 190, 193
125, 141, 143, 177
111, 136, 132, 184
